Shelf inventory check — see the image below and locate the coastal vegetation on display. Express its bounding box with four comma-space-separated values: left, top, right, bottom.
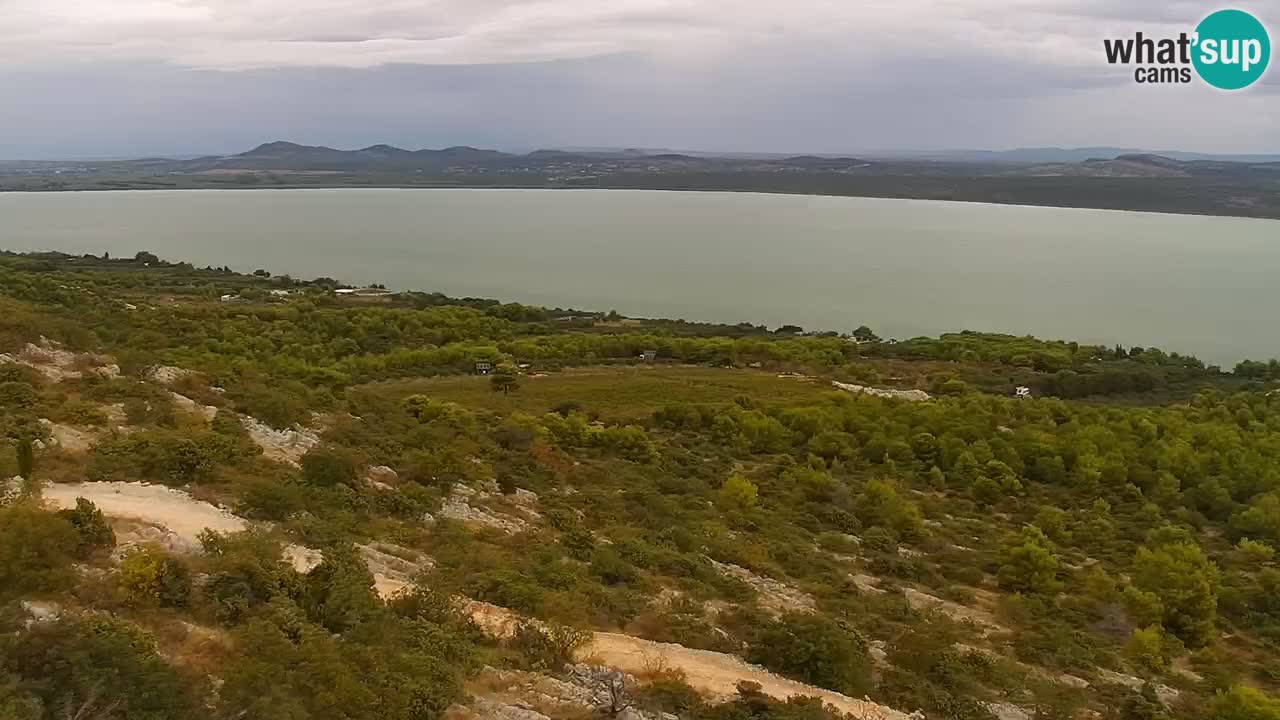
1, 250, 1279, 720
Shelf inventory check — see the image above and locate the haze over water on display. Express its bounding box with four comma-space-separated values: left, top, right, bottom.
2, 188, 1276, 366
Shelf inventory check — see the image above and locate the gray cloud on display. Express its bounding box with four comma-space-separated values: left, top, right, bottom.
1, 0, 1225, 69
0, 0, 1276, 157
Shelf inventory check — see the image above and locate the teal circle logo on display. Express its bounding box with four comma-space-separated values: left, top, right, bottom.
1192, 9, 1270, 89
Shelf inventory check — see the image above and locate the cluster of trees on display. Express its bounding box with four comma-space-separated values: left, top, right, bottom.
0, 497, 482, 720
868, 331, 1208, 372
1235, 359, 1280, 381
5, 255, 1280, 720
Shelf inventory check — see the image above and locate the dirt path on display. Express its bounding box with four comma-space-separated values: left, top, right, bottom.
44, 481, 417, 598
466, 602, 909, 720
41, 481, 247, 540
584, 633, 911, 720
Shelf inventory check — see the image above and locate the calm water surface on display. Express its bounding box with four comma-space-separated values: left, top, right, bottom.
2, 188, 1277, 366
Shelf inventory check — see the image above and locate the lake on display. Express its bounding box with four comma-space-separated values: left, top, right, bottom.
1, 188, 1276, 366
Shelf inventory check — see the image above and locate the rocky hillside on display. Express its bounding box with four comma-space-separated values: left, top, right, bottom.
1, 252, 1279, 720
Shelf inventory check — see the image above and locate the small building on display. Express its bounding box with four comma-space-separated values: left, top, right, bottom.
1015, 386, 1032, 398
268, 289, 291, 297
474, 361, 493, 375
639, 349, 657, 362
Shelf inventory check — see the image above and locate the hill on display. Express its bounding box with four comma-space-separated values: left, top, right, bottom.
3, 143, 1280, 220
873, 147, 1280, 164
0, 250, 1279, 720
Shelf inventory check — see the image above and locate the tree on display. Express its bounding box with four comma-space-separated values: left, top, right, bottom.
853, 479, 923, 541
1131, 541, 1220, 647
509, 621, 590, 672
198, 529, 300, 624
998, 524, 1061, 595
0, 504, 78, 600
1231, 493, 1280, 548
1124, 626, 1172, 673
219, 600, 476, 720
1211, 685, 1280, 720
0, 382, 37, 409
2, 416, 44, 480
14, 439, 33, 479
56, 497, 116, 556
216, 614, 376, 719
1118, 683, 1172, 720
301, 448, 357, 487
720, 473, 759, 511
951, 450, 982, 487
0, 674, 40, 720
3, 616, 192, 720
745, 613, 871, 696
490, 366, 520, 395
118, 546, 192, 607
1031, 455, 1068, 485
1033, 506, 1073, 545
1235, 538, 1276, 565
909, 432, 938, 465
133, 251, 160, 264
299, 545, 381, 633
851, 325, 880, 343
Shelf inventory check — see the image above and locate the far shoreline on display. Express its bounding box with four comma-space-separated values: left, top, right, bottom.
1, 183, 1278, 224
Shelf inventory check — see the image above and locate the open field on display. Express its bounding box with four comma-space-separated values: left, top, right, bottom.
357, 365, 834, 419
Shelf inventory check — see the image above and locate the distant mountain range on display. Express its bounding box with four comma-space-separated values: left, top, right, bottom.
168, 141, 1279, 181
865, 147, 1280, 164
3, 141, 1280, 220
157, 141, 875, 175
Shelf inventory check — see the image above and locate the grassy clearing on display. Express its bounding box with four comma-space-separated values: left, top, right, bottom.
357, 365, 834, 420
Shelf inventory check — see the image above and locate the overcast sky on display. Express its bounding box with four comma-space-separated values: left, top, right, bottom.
1, 0, 1278, 158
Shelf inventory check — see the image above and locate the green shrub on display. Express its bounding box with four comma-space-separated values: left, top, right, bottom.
298, 544, 380, 633
0, 382, 37, 409
301, 448, 358, 487
1213, 685, 1280, 720
745, 612, 871, 696
239, 477, 305, 521
56, 497, 115, 556
508, 621, 591, 672
3, 616, 193, 720
90, 429, 243, 485
198, 530, 299, 624
118, 546, 193, 608
998, 524, 1062, 595
590, 548, 638, 586
0, 503, 78, 599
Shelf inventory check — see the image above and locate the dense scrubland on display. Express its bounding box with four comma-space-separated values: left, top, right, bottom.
2, 251, 1280, 720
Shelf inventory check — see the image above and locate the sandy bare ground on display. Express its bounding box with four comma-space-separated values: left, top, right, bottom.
41, 481, 247, 540
465, 603, 909, 720
43, 481, 420, 598
583, 633, 911, 720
